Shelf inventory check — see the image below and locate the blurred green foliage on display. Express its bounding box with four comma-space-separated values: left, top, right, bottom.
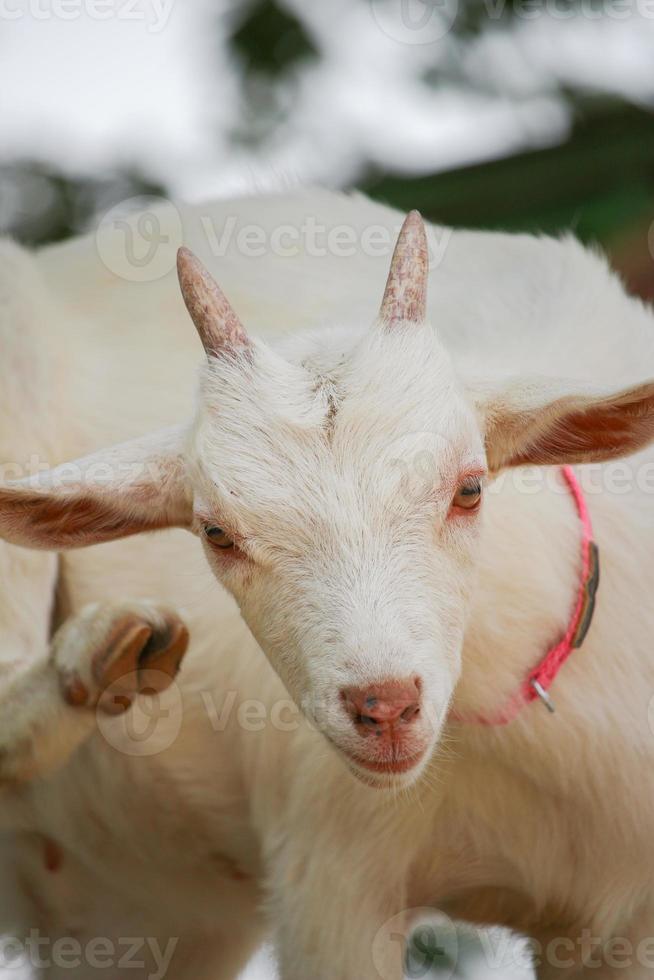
0, 163, 165, 248
362, 100, 654, 243
230, 0, 317, 77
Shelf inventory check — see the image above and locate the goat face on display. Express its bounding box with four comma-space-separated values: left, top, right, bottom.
179, 213, 484, 787
188, 318, 483, 787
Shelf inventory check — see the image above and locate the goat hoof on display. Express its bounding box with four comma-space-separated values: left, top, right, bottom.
53, 602, 190, 715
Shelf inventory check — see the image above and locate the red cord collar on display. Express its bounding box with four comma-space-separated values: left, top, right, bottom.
450, 466, 600, 726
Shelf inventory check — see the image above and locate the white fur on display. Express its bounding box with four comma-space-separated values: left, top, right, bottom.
1, 191, 654, 979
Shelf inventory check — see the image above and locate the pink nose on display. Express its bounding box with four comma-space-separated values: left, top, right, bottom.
340, 678, 422, 737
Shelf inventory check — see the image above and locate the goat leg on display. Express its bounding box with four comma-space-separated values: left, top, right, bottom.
0, 599, 189, 788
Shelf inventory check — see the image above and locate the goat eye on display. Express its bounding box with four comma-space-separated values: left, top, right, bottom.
452, 477, 482, 511
204, 525, 234, 549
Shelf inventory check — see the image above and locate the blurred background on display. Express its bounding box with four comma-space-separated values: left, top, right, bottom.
2, 0, 654, 298
1, 0, 653, 977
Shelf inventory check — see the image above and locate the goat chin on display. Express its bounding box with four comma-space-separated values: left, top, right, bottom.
344, 756, 429, 790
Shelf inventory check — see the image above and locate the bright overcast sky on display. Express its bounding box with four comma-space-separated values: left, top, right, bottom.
1, 0, 654, 203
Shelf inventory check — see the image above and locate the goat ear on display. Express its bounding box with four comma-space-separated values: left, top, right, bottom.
477, 377, 654, 472
0, 427, 193, 550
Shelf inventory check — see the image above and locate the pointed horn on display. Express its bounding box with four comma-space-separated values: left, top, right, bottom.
177, 247, 250, 358
379, 210, 429, 327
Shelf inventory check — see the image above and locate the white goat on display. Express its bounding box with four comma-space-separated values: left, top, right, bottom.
2, 190, 654, 980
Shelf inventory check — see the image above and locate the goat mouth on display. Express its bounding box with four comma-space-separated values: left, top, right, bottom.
345, 747, 427, 775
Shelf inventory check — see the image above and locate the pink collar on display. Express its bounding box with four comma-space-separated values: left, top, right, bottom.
450, 465, 600, 726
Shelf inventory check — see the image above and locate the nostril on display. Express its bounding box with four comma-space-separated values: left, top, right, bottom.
401, 703, 420, 723
356, 713, 379, 729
